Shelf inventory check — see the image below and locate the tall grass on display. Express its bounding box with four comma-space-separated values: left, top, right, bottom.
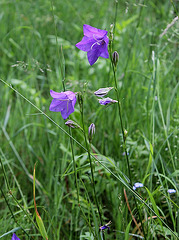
0, 0, 178, 239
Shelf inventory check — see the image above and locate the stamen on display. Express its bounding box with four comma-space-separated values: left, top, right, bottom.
91, 34, 104, 50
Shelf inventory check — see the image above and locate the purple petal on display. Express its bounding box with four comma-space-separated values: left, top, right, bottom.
76, 36, 95, 52
61, 101, 74, 119
65, 91, 76, 101
98, 97, 117, 105
83, 24, 108, 38
50, 90, 66, 99
94, 87, 113, 97
12, 233, 21, 240
49, 98, 67, 112
87, 46, 101, 65
99, 39, 109, 59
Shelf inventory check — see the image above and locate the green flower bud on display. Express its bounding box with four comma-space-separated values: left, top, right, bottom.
112, 51, 119, 67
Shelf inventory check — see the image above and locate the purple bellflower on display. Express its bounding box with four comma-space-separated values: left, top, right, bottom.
49, 90, 76, 120
76, 24, 109, 65
12, 233, 21, 240
133, 182, 144, 190
98, 97, 117, 106
167, 189, 176, 194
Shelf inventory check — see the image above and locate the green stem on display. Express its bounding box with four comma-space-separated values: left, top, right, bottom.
80, 101, 103, 227
69, 128, 80, 204
110, 50, 132, 184
109, 45, 147, 239
0, 153, 38, 233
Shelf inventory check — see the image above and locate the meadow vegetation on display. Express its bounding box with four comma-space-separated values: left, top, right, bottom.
0, 0, 178, 239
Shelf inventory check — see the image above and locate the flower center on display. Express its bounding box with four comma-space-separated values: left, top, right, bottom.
91, 34, 105, 50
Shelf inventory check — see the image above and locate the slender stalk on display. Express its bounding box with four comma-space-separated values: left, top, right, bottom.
0, 153, 38, 233
80, 99, 103, 227
110, 55, 147, 238
69, 128, 80, 204
110, 50, 132, 184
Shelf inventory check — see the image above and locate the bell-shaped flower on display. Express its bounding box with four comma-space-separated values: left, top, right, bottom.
98, 97, 117, 106
49, 90, 76, 120
12, 233, 21, 240
76, 24, 109, 65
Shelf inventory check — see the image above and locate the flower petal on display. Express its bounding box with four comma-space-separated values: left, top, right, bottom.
76, 36, 95, 52
50, 90, 66, 99
65, 91, 76, 101
49, 99, 67, 112
87, 46, 101, 65
98, 97, 117, 105
12, 233, 21, 240
61, 101, 74, 119
83, 24, 107, 38
99, 41, 109, 59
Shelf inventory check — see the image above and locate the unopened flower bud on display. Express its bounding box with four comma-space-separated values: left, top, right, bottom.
112, 51, 119, 67
109, 24, 114, 41
65, 120, 81, 129
124, 129, 128, 136
124, 129, 128, 142
94, 87, 113, 98
98, 97, 117, 106
88, 123, 95, 143
77, 92, 83, 111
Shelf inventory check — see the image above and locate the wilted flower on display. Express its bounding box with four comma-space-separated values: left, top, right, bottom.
98, 97, 117, 106
65, 120, 81, 129
167, 189, 176, 194
76, 24, 109, 65
133, 182, 144, 190
49, 90, 76, 120
12, 233, 21, 240
88, 123, 95, 143
94, 87, 113, 97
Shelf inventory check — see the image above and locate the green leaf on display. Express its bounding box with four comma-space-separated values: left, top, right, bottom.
33, 164, 48, 240
125, 219, 132, 240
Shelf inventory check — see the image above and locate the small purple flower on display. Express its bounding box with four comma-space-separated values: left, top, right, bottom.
99, 221, 112, 231
98, 97, 117, 106
12, 233, 21, 240
99, 225, 110, 230
76, 24, 109, 65
49, 90, 76, 120
167, 189, 176, 194
94, 87, 113, 98
133, 182, 144, 190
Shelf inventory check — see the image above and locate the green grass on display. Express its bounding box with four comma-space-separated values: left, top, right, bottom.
0, 0, 178, 239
